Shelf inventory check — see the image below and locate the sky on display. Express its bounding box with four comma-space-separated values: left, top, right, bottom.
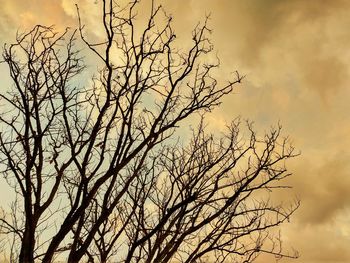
1, 0, 350, 262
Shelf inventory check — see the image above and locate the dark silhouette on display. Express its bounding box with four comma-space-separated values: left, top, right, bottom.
0, 0, 299, 262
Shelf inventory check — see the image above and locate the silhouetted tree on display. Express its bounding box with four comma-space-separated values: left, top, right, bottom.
0, 0, 299, 262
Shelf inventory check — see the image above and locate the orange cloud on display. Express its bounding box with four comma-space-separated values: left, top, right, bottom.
1, 1, 350, 262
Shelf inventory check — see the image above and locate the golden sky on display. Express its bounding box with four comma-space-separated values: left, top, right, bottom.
1, 0, 350, 262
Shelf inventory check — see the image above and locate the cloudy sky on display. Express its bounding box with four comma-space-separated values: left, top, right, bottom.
1, 0, 350, 262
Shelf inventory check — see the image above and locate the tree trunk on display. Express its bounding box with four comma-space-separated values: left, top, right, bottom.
19, 227, 35, 263
67, 251, 83, 263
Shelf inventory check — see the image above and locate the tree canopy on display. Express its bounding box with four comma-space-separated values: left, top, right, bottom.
0, 1, 299, 262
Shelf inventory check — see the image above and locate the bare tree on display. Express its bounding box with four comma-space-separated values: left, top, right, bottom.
0, 0, 299, 262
